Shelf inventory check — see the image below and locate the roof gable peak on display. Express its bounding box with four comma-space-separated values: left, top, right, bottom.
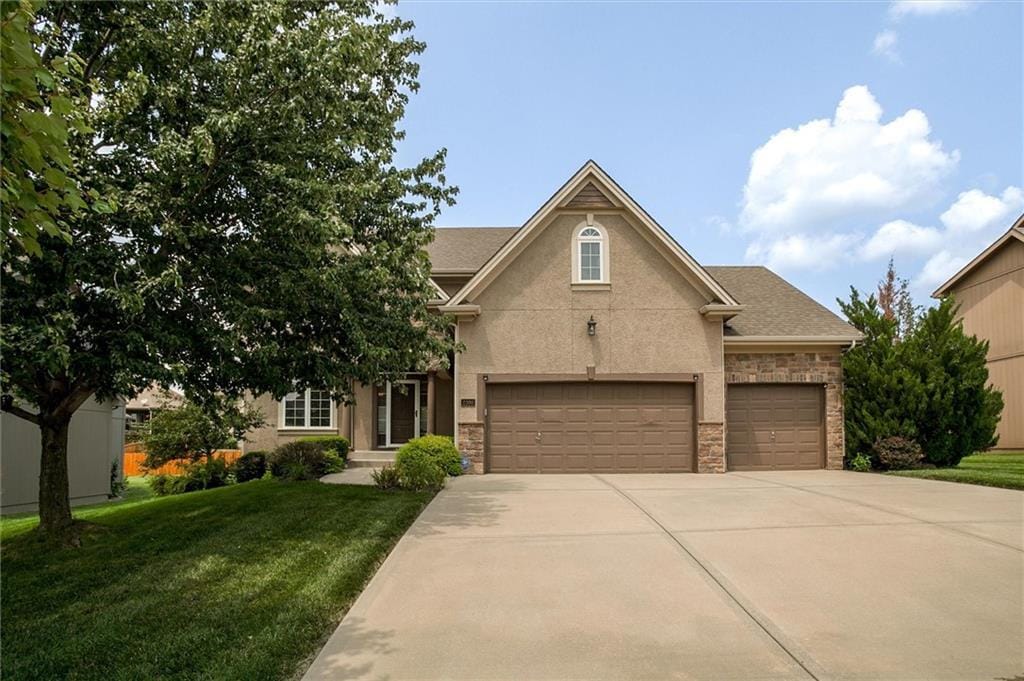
446, 160, 739, 307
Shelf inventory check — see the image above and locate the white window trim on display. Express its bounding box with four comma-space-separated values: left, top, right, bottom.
571, 217, 609, 284
278, 388, 336, 430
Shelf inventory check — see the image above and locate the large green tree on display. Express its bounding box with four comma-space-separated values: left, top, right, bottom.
1, 1, 456, 540
1, 0, 110, 256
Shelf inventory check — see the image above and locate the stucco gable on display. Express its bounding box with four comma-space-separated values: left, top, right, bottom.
446, 161, 739, 308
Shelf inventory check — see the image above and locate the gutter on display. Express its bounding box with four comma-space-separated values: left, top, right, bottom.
437, 304, 481, 319
723, 335, 861, 346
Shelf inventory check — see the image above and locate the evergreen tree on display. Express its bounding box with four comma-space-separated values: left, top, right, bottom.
839, 288, 1002, 468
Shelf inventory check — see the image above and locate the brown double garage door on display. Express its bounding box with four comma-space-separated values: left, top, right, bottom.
487, 382, 694, 473
486, 381, 825, 473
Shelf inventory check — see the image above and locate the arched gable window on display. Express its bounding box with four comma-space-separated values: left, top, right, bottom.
573, 222, 608, 283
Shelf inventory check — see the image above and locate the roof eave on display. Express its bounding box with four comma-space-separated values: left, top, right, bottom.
699, 303, 745, 321
723, 335, 862, 346
932, 216, 1024, 298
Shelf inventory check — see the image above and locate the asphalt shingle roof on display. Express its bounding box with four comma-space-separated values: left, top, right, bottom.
427, 227, 519, 272
706, 266, 859, 339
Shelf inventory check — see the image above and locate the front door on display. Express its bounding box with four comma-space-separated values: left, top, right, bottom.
387, 380, 420, 446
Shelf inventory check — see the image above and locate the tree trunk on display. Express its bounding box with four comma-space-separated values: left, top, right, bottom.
38, 414, 75, 539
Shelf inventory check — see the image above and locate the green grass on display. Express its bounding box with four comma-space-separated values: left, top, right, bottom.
888, 451, 1024, 490
0, 480, 432, 680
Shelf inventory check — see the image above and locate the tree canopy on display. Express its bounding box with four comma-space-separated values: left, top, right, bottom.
1, 0, 457, 538
0, 0, 111, 256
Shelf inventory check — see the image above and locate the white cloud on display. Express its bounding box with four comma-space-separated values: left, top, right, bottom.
740, 86, 958, 236
889, 0, 974, 19
939, 186, 1024, 233
745, 233, 861, 272
704, 215, 733, 235
916, 249, 969, 289
861, 219, 943, 260
872, 30, 901, 62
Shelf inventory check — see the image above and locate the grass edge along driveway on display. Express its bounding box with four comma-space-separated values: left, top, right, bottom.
1, 480, 433, 681
887, 451, 1024, 490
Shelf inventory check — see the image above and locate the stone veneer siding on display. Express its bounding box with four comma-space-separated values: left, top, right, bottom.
724, 351, 845, 470
697, 422, 725, 473
458, 421, 485, 474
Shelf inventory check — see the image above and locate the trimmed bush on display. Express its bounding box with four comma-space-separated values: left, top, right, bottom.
394, 447, 446, 491
396, 435, 462, 476
297, 435, 350, 461
848, 453, 872, 472
371, 465, 402, 491
148, 459, 231, 496
269, 441, 345, 481
873, 436, 924, 471
232, 451, 268, 483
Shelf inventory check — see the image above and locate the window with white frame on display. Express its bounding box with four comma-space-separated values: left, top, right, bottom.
574, 223, 608, 283
281, 388, 334, 429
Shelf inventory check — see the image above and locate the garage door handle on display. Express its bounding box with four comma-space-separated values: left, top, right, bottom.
770, 431, 776, 440
535, 432, 542, 441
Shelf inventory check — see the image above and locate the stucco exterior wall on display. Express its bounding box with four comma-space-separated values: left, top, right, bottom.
724, 350, 845, 469
243, 393, 348, 453
455, 211, 725, 466
244, 375, 455, 454
1, 398, 125, 514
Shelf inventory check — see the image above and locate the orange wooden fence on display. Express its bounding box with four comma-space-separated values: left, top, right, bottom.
123, 442, 242, 476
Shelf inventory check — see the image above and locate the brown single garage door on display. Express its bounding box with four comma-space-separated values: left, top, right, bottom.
726, 384, 824, 471
487, 382, 694, 473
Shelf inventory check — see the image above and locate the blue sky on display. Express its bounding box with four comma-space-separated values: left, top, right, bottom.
394, 0, 1023, 311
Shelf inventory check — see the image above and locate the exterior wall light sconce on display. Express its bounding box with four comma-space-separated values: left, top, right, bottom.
587, 316, 597, 336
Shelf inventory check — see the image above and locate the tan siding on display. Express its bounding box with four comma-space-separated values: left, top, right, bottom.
955, 239, 1024, 290
948, 239, 1024, 449
988, 356, 1024, 449
955, 265, 1024, 360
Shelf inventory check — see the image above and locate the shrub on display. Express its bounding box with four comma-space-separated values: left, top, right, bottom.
297, 435, 350, 461
873, 436, 924, 471
848, 453, 872, 472
142, 402, 263, 469
394, 447, 446, 491
148, 474, 176, 496
397, 435, 462, 476
147, 459, 232, 496
232, 451, 268, 483
269, 441, 345, 481
109, 461, 126, 498
371, 465, 402, 491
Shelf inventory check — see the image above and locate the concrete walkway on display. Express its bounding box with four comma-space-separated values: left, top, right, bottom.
303, 471, 1024, 680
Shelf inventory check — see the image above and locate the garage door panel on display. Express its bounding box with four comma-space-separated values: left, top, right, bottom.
487, 381, 694, 473
727, 384, 824, 472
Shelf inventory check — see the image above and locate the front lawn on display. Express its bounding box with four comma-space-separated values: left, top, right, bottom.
1, 480, 432, 680
888, 451, 1024, 490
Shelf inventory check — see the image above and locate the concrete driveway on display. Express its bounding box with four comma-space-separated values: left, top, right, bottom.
303, 471, 1024, 680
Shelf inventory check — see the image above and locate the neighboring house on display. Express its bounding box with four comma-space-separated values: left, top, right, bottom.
125, 384, 185, 437
245, 161, 860, 472
933, 217, 1024, 450
1, 398, 126, 514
